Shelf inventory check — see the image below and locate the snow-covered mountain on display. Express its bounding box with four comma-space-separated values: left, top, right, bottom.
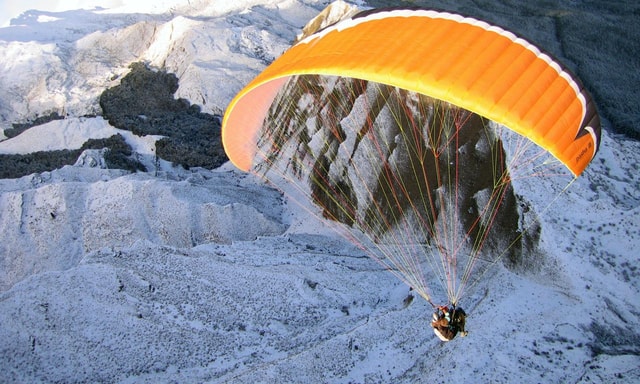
0, 1, 638, 383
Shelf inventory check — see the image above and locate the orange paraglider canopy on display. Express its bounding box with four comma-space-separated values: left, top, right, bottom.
222, 8, 600, 176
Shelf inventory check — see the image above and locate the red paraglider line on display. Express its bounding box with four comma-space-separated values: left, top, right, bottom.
359, 88, 433, 296
378, 91, 456, 298
247, 75, 580, 309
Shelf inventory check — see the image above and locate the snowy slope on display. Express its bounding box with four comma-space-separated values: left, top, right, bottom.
0, 0, 322, 131
0, 1, 639, 383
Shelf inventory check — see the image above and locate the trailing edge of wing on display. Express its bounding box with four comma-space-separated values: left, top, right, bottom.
222, 8, 601, 176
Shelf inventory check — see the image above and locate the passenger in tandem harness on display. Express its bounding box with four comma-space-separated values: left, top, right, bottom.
431, 305, 468, 341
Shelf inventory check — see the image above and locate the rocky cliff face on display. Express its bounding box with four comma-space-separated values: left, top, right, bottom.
255, 74, 539, 298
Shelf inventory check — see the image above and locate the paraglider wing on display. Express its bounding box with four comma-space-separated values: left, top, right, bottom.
222, 7, 603, 309
222, 8, 601, 176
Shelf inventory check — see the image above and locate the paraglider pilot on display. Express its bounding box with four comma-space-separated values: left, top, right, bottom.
431, 305, 468, 341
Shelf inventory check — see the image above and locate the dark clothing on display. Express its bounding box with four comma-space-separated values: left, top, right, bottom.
431, 306, 467, 341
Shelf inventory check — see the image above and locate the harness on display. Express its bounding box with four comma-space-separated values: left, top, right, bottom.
447, 305, 457, 331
